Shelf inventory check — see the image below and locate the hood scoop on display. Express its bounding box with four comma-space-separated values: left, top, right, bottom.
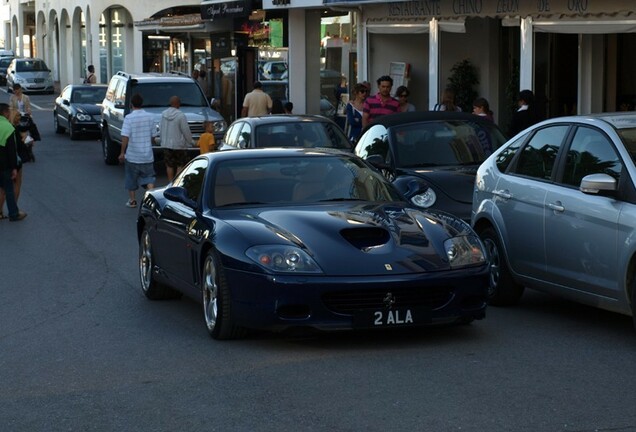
340, 227, 390, 251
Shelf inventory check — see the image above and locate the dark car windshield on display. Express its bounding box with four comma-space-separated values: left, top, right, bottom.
391, 120, 506, 168
132, 82, 208, 108
211, 155, 402, 207
0, 58, 13, 68
71, 87, 107, 104
255, 122, 352, 150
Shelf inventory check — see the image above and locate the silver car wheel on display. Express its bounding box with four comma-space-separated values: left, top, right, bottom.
139, 230, 153, 293
203, 255, 219, 332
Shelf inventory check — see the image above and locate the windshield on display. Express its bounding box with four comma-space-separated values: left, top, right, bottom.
132, 82, 208, 108
391, 120, 506, 168
71, 87, 107, 104
255, 122, 352, 150
16, 60, 48, 72
211, 155, 402, 207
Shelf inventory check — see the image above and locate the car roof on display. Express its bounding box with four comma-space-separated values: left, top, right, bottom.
232, 115, 335, 125
528, 112, 636, 131
113, 71, 195, 83
200, 147, 352, 162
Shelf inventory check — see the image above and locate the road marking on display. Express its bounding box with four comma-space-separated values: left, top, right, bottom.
31, 102, 45, 111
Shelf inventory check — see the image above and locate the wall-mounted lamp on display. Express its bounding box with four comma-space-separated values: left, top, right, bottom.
231, 48, 236, 56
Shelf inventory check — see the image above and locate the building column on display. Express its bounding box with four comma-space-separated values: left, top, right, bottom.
519, 17, 533, 91
578, 33, 604, 115
428, 18, 439, 110
357, 10, 367, 83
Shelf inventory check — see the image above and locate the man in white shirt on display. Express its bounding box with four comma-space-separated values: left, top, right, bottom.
118, 93, 157, 208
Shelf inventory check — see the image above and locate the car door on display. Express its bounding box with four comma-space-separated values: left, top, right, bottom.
543, 126, 623, 298
154, 158, 209, 289
495, 125, 569, 279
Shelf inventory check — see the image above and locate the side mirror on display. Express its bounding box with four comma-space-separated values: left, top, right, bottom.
580, 173, 617, 195
163, 186, 197, 210
63, 100, 70, 106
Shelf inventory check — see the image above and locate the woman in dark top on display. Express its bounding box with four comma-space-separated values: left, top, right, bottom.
509, 89, 540, 137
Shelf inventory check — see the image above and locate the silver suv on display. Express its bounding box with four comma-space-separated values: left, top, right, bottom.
100, 71, 227, 165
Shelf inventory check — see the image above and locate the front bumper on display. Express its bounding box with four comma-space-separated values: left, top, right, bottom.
224, 265, 489, 332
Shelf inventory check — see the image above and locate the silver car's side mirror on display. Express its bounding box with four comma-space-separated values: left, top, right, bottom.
580, 173, 617, 194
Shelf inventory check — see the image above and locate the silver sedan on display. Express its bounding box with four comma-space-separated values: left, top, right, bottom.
472, 112, 636, 331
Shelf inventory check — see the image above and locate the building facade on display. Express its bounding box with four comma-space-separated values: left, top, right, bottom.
4, 0, 636, 132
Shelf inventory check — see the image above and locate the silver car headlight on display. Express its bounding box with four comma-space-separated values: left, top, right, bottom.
411, 188, 437, 208
213, 120, 227, 133
246, 245, 322, 273
444, 235, 486, 268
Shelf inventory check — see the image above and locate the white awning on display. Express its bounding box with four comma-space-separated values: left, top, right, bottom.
533, 19, 636, 34
365, 20, 465, 34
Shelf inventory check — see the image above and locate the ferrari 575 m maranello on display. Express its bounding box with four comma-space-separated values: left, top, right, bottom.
137, 148, 490, 339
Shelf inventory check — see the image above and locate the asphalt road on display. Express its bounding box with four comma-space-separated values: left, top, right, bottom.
1, 93, 635, 432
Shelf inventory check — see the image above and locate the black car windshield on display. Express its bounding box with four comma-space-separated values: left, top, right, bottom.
391, 120, 506, 168
255, 122, 352, 150
212, 155, 403, 207
71, 87, 107, 104
132, 82, 208, 108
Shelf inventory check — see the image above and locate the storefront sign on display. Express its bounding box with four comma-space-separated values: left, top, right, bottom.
338, 0, 634, 17
201, 0, 252, 21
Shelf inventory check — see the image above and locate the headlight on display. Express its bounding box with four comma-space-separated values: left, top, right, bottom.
14, 76, 25, 84
246, 245, 322, 273
444, 235, 486, 268
213, 120, 227, 133
75, 113, 91, 121
411, 188, 437, 208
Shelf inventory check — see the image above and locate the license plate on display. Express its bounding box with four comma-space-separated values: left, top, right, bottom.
353, 307, 429, 328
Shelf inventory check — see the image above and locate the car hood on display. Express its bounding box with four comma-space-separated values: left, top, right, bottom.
398, 165, 479, 204
74, 103, 102, 115
15, 71, 50, 79
143, 106, 223, 122
220, 202, 473, 276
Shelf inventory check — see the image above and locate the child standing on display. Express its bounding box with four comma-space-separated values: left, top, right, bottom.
197, 120, 216, 154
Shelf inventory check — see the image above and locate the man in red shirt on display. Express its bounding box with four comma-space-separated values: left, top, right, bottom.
362, 75, 400, 128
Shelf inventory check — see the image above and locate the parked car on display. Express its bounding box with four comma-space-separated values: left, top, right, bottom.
137, 148, 489, 339
100, 71, 227, 165
53, 84, 107, 140
219, 114, 352, 151
472, 112, 636, 330
355, 111, 507, 221
6, 58, 55, 94
0, 56, 14, 86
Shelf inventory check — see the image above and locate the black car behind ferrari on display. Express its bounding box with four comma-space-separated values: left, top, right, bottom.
137, 148, 490, 340
355, 111, 507, 221
53, 84, 107, 140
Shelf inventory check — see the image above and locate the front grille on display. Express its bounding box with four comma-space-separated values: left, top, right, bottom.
322, 286, 453, 315
32, 78, 45, 83
188, 122, 205, 136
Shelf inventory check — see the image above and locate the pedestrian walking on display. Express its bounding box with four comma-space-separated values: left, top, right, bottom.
118, 93, 157, 208
395, 85, 416, 112
362, 75, 400, 128
0, 103, 26, 221
197, 120, 216, 154
284, 101, 293, 114
345, 83, 368, 142
509, 89, 540, 137
160, 95, 193, 182
271, 98, 285, 114
241, 81, 272, 117
472, 97, 494, 122
84, 65, 96, 84
433, 88, 462, 112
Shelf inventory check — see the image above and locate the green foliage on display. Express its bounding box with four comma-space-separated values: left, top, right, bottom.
447, 59, 479, 113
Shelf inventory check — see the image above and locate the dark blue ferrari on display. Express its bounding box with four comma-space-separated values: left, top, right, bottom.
137, 148, 490, 340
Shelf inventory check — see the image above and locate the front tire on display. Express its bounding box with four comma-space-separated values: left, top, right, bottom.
139, 229, 179, 300
102, 127, 119, 165
54, 113, 65, 134
479, 227, 524, 306
202, 250, 246, 340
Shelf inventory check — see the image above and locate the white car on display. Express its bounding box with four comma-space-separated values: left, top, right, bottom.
6, 57, 54, 94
